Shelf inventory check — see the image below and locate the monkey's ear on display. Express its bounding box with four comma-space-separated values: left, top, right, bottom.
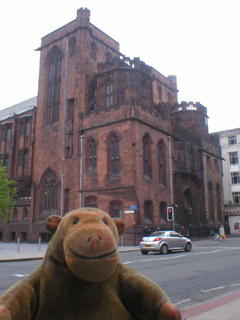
46, 215, 63, 234
113, 218, 125, 236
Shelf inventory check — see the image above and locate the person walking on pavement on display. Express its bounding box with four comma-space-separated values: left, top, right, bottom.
219, 225, 225, 241
213, 225, 219, 241
142, 225, 151, 237
181, 226, 186, 237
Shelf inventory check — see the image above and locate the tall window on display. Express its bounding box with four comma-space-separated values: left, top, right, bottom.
158, 86, 162, 102
229, 152, 238, 165
90, 43, 97, 60
118, 73, 125, 104
143, 134, 152, 178
208, 182, 214, 222
158, 140, 166, 185
144, 200, 153, 224
207, 155, 211, 168
87, 138, 97, 170
1, 124, 11, 142
108, 133, 120, 177
231, 172, 240, 184
43, 170, 58, 213
228, 136, 237, 145
216, 184, 222, 222
69, 37, 76, 58
67, 98, 74, 122
23, 207, 28, 220
106, 83, 113, 107
141, 84, 146, 106
46, 46, 63, 125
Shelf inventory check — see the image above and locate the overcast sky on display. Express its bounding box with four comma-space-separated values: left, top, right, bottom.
1, 0, 239, 133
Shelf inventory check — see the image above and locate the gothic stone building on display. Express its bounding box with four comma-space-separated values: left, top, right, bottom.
0, 8, 224, 244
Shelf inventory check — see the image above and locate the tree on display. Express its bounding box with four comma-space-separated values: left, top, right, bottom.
0, 160, 17, 222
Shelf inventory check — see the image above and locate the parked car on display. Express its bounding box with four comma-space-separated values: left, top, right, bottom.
140, 230, 192, 255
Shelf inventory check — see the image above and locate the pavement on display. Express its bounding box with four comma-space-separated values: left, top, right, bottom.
0, 240, 240, 319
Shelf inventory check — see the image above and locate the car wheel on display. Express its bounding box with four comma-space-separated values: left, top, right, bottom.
185, 242, 192, 252
160, 244, 168, 254
141, 250, 148, 255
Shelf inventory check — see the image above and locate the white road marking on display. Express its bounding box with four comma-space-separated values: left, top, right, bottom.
13, 274, 28, 277
175, 298, 191, 306
201, 286, 225, 293
230, 283, 240, 287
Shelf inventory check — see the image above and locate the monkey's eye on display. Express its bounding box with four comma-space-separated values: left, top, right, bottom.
103, 219, 108, 225
73, 218, 79, 225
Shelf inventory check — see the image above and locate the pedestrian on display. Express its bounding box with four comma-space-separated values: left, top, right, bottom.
142, 225, 151, 237
156, 226, 161, 232
213, 225, 219, 241
219, 225, 225, 241
181, 226, 186, 237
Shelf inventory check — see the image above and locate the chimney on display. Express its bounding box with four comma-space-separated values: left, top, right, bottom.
77, 7, 90, 27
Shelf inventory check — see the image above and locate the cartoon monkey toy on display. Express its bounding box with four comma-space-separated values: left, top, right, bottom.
0, 208, 182, 320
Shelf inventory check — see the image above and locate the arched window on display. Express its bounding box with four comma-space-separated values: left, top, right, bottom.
109, 201, 122, 218
86, 138, 97, 170
107, 133, 120, 178
85, 196, 97, 208
143, 133, 152, 178
91, 42, 97, 60
42, 169, 58, 213
158, 139, 166, 186
69, 37, 76, 58
144, 200, 153, 224
46, 46, 63, 125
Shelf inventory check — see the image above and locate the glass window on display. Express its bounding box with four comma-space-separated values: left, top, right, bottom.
46, 47, 62, 125
106, 84, 113, 107
228, 136, 237, 145
229, 152, 238, 165
231, 172, 240, 184
232, 192, 240, 204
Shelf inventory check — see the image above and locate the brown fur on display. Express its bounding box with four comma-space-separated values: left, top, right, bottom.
0, 208, 182, 320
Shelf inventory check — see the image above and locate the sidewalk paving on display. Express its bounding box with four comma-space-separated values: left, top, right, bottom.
1, 240, 240, 319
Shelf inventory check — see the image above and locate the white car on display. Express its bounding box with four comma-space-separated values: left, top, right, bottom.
140, 230, 192, 255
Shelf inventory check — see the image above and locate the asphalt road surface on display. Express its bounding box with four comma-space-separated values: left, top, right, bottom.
1, 238, 240, 313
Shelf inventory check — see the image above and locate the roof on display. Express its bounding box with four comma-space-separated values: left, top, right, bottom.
0, 97, 37, 121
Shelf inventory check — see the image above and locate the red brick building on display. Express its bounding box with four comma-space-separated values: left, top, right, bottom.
0, 8, 224, 244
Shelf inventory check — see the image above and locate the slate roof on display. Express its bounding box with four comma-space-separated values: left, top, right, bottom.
0, 97, 37, 121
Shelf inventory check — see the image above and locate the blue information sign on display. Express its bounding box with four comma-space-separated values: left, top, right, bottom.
131, 205, 137, 210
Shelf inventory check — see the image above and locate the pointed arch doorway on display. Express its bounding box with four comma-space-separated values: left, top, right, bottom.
182, 188, 197, 228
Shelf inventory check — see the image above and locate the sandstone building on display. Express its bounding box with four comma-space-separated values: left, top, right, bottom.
0, 8, 224, 244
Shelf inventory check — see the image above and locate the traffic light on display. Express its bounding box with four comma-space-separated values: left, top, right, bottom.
167, 207, 174, 221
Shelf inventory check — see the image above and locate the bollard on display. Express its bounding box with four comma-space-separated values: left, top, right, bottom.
120, 235, 123, 246
17, 238, 20, 253
38, 237, 41, 252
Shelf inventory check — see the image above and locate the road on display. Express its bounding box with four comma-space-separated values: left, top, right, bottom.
1, 238, 240, 313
